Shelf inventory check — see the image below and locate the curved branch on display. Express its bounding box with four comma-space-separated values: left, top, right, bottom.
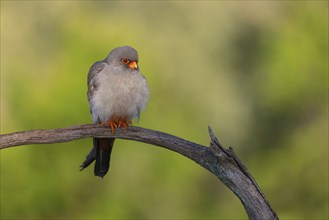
0, 124, 278, 220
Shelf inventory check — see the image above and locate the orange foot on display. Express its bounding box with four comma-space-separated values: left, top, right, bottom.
104, 115, 132, 134
105, 114, 118, 134
117, 117, 132, 133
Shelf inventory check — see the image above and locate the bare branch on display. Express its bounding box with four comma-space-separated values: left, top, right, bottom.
0, 124, 278, 220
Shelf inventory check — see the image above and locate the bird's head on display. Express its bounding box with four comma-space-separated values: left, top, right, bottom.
106, 46, 139, 70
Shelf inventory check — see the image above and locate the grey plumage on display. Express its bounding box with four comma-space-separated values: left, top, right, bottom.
87, 61, 107, 115
80, 46, 149, 177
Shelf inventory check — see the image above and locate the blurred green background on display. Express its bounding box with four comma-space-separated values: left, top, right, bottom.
1, 1, 328, 219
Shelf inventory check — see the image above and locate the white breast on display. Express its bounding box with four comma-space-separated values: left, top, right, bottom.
90, 66, 149, 123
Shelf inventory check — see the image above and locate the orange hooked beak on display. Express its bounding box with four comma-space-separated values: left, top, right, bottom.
128, 61, 138, 70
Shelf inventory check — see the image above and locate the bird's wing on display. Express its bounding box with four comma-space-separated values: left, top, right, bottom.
137, 77, 147, 120
87, 61, 107, 108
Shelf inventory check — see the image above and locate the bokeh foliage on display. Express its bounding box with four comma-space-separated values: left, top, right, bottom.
1, 1, 328, 219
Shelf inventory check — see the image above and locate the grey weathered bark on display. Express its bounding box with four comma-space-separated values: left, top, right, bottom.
0, 124, 278, 220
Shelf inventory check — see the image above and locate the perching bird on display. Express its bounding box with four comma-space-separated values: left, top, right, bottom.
80, 46, 149, 178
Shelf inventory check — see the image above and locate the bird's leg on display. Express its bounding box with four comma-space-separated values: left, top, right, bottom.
117, 116, 132, 133
106, 114, 118, 134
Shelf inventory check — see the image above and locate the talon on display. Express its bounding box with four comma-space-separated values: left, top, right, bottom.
122, 123, 127, 133
117, 120, 123, 128
105, 115, 132, 135
107, 119, 118, 135
104, 114, 122, 134
121, 117, 131, 133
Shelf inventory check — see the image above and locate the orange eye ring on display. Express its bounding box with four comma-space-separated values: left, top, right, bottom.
122, 58, 130, 64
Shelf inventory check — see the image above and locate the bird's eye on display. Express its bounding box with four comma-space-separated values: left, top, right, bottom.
122, 58, 130, 64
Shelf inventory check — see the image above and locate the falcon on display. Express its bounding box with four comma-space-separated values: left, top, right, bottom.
80, 46, 149, 177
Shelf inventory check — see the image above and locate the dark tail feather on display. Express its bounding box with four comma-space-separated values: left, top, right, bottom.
80, 146, 97, 171
94, 138, 115, 178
